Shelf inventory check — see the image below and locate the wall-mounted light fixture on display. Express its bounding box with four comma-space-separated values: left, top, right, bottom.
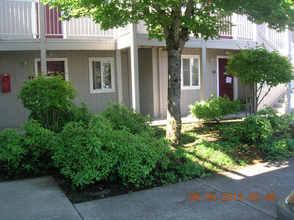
209, 58, 214, 63
23, 61, 27, 67
48, 51, 53, 56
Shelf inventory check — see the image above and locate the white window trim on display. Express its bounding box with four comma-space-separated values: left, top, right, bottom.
181, 55, 201, 90
89, 57, 115, 94
34, 58, 69, 81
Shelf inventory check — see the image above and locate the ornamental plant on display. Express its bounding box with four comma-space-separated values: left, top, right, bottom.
51, 115, 171, 188
226, 45, 294, 115
189, 94, 241, 123
17, 74, 77, 131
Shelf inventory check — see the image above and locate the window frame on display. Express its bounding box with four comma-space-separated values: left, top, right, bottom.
181, 55, 201, 90
89, 57, 115, 94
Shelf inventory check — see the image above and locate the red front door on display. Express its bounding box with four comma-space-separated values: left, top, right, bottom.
37, 61, 65, 78
219, 58, 234, 100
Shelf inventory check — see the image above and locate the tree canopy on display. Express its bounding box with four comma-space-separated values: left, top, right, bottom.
226, 45, 294, 114
42, 0, 294, 147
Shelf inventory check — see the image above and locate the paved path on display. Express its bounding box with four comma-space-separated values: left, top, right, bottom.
0, 157, 293, 220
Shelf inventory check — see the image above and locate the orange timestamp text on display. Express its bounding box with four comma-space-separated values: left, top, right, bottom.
189, 193, 275, 202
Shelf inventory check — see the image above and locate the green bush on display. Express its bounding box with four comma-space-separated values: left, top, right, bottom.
53, 101, 94, 132
102, 101, 154, 135
257, 107, 294, 134
189, 94, 241, 122
21, 119, 55, 172
51, 115, 170, 188
0, 129, 26, 173
260, 138, 294, 161
223, 115, 272, 145
0, 120, 54, 175
17, 74, 77, 131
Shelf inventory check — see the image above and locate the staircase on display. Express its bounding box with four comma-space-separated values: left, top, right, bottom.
273, 95, 286, 114
272, 88, 294, 114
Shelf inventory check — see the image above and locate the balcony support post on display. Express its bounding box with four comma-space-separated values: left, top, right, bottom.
130, 23, 140, 112
200, 40, 207, 101
38, 0, 47, 75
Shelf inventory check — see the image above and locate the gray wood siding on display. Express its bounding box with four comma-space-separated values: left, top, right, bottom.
138, 49, 154, 117
121, 51, 131, 109
0, 50, 119, 128
0, 51, 35, 127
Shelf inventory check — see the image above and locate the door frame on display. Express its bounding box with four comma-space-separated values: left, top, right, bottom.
216, 55, 238, 100
34, 58, 68, 81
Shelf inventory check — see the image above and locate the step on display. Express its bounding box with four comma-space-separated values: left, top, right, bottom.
273, 107, 285, 114
274, 102, 285, 108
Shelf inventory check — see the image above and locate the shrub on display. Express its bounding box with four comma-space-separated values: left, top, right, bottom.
260, 138, 294, 161
189, 94, 241, 123
102, 101, 154, 135
51, 115, 170, 188
0, 120, 54, 175
17, 74, 77, 131
223, 115, 272, 145
257, 107, 294, 134
54, 101, 94, 132
21, 119, 55, 172
0, 129, 26, 174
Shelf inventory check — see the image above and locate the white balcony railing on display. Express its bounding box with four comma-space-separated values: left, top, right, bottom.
0, 0, 114, 39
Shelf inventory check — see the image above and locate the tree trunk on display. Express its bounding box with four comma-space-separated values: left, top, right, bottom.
166, 47, 182, 148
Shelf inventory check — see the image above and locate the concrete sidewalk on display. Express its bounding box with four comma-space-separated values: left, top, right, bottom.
0, 158, 293, 220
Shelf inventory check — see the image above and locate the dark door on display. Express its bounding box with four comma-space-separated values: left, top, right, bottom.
37, 61, 65, 78
36, 4, 63, 38
219, 58, 234, 100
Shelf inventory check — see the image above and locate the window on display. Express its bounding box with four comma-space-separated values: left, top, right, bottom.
181, 55, 200, 89
89, 57, 115, 93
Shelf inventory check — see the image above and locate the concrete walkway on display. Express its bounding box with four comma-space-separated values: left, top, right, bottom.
1, 157, 293, 220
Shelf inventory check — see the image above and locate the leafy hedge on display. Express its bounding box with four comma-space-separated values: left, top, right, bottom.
0, 120, 54, 175
102, 101, 154, 135
51, 115, 171, 187
189, 94, 241, 122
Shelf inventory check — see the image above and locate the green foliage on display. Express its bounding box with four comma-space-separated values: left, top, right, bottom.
17, 74, 77, 131
227, 45, 294, 87
43, 0, 294, 41
0, 129, 26, 173
0, 120, 54, 175
223, 116, 272, 145
226, 45, 294, 114
260, 138, 294, 161
257, 107, 294, 134
55, 102, 94, 132
51, 115, 171, 188
102, 101, 154, 135
189, 94, 241, 122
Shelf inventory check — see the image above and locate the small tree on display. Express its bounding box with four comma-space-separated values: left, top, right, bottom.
226, 45, 294, 115
17, 75, 77, 130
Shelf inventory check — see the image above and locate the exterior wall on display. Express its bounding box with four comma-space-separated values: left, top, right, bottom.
258, 84, 286, 111
138, 49, 154, 117
0, 50, 119, 128
121, 51, 131, 109
0, 51, 34, 127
